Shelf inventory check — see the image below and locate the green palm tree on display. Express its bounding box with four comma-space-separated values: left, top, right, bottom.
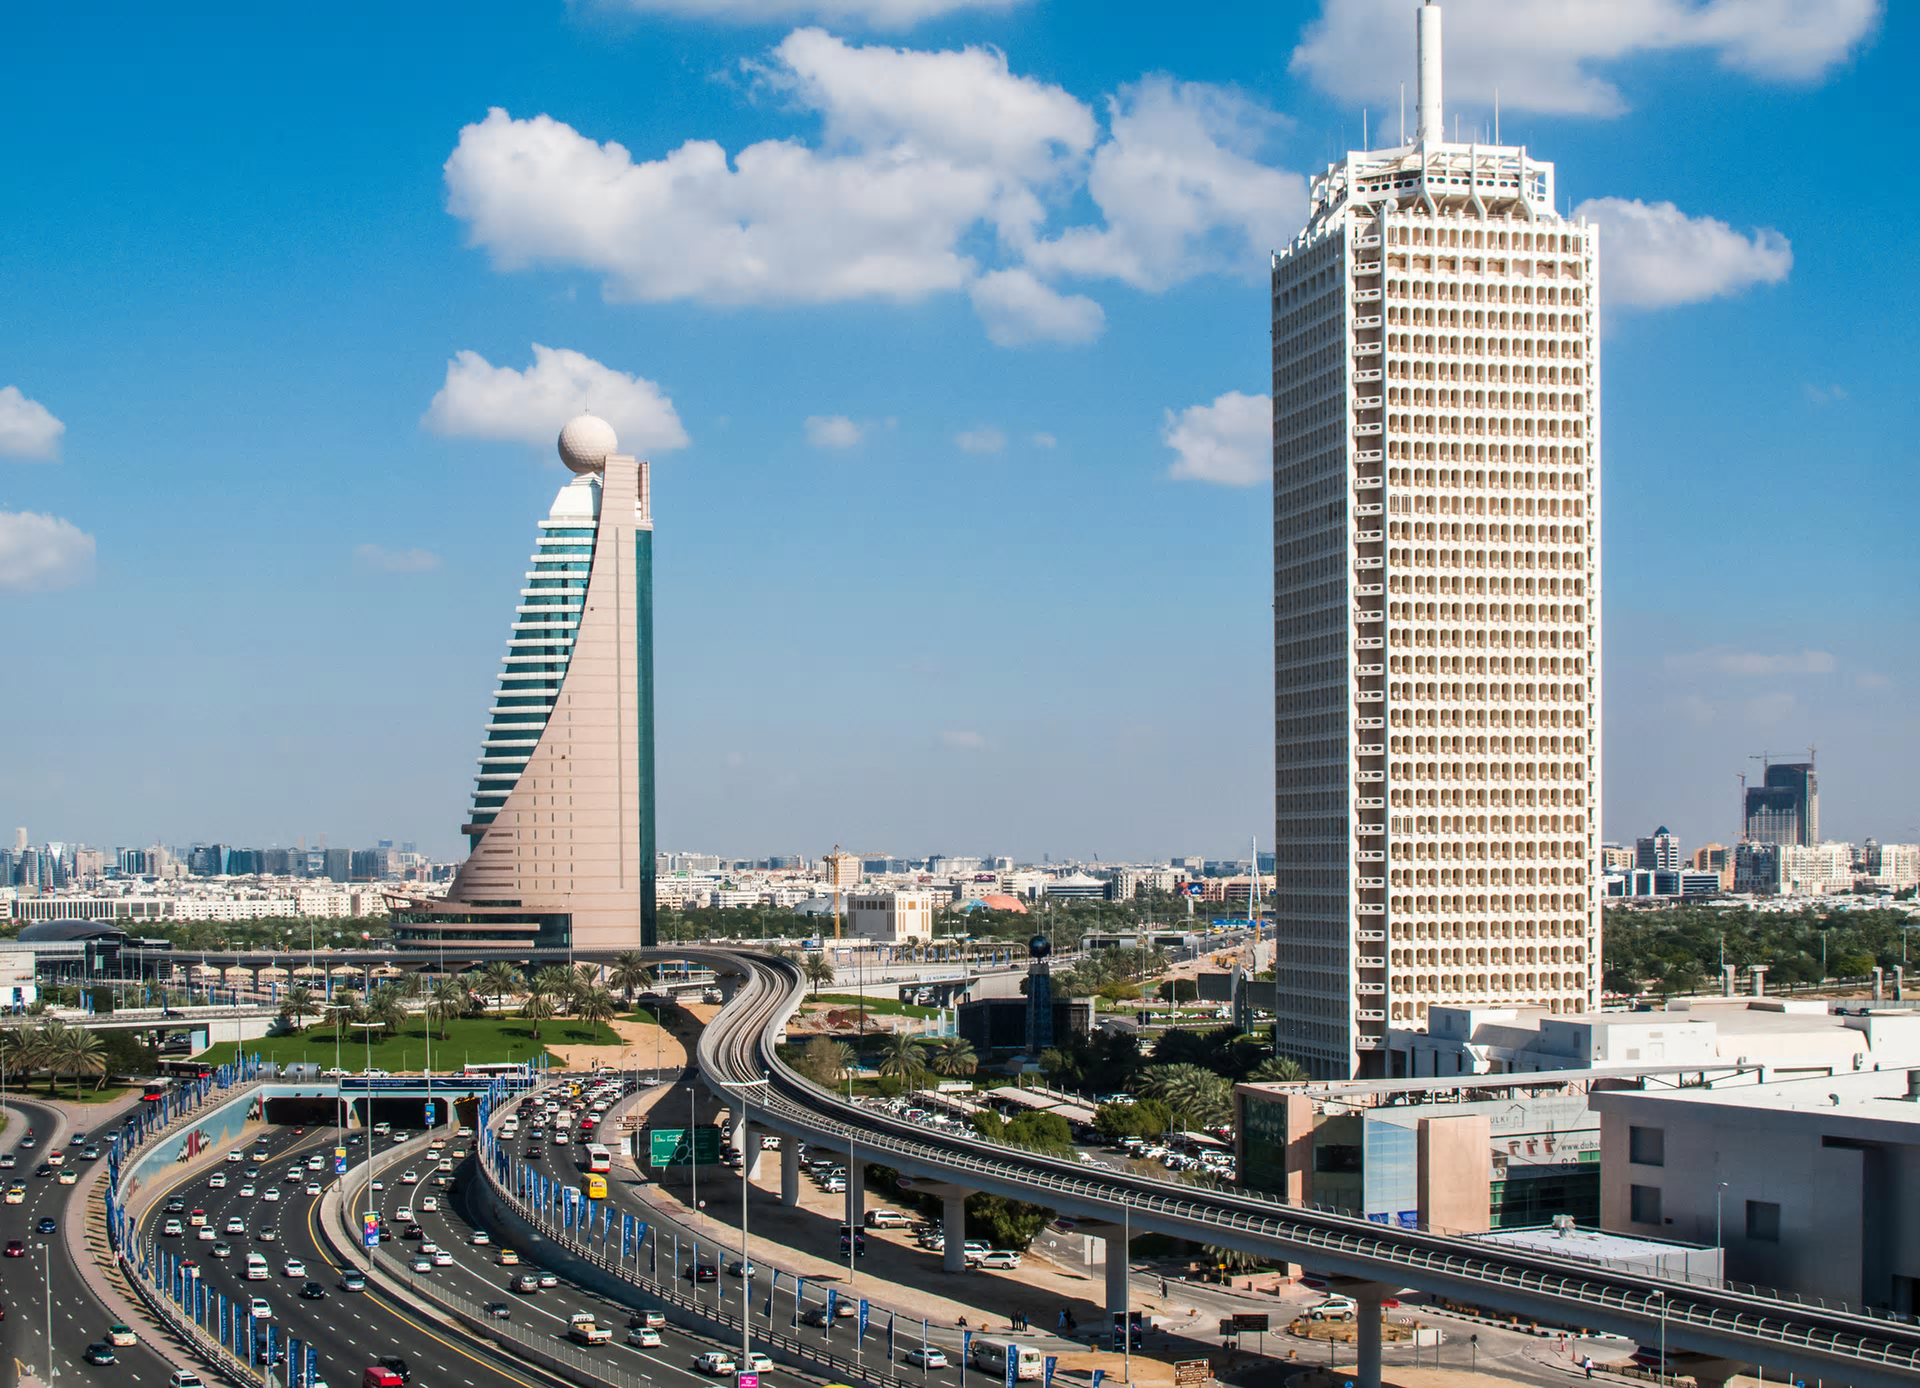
57, 1026, 107, 1097
1248, 1055, 1308, 1083
329, 989, 364, 1042
1138, 1064, 1231, 1129
576, 985, 618, 1032
428, 978, 468, 1041
929, 1037, 976, 1078
803, 953, 836, 997
530, 966, 574, 1009
520, 993, 555, 1042
480, 961, 522, 1013
877, 1032, 925, 1082
456, 971, 488, 1017
800, 1036, 855, 1085
608, 952, 651, 1004
278, 985, 318, 1030
366, 987, 409, 1040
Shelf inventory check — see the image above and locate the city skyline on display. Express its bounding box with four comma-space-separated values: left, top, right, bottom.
2, 1, 1908, 864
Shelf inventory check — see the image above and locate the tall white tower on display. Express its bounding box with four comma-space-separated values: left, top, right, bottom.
1271, 1, 1601, 1079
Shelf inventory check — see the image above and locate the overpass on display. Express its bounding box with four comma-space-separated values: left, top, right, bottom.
647, 945, 1920, 1388
0, 1003, 278, 1043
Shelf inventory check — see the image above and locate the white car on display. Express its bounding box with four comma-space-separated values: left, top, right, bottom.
400, 1170, 420, 1185
162, 1219, 184, 1237
419, 1196, 439, 1212
248, 1297, 271, 1318
321, 1067, 351, 1078
208, 1173, 228, 1189
470, 1231, 491, 1245
197, 1227, 217, 1241
238, 1185, 256, 1198
628, 1327, 662, 1348
283, 1259, 306, 1277
419, 1242, 441, 1257
976, 1250, 1022, 1270
306, 1182, 323, 1195
226, 1152, 244, 1164
262, 1188, 281, 1203
396, 1207, 414, 1222
432, 1250, 454, 1267
905, 1347, 949, 1369
411, 1257, 433, 1273
226, 1217, 246, 1234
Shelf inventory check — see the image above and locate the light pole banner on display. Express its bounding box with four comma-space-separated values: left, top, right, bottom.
1045, 1357, 1058, 1388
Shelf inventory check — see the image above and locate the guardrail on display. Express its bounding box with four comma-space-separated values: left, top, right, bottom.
692, 951, 1920, 1386
473, 1084, 931, 1388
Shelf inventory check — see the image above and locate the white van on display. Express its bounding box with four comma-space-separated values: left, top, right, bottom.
968, 1340, 1043, 1380
245, 1253, 270, 1280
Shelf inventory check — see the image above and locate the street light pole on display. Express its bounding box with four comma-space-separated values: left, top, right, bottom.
1651, 1290, 1666, 1385
40, 1241, 57, 1379
714, 1074, 771, 1379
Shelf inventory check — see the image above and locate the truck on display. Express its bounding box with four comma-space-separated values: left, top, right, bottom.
567, 1322, 612, 1346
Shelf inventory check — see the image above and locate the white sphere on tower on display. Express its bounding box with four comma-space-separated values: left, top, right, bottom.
557, 413, 618, 474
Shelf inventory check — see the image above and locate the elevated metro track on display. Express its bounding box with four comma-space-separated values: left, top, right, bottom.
672, 947, 1920, 1388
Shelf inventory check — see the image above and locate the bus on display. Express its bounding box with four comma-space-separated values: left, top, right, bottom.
583, 1173, 608, 1200
583, 1143, 612, 1175
462, 1062, 531, 1078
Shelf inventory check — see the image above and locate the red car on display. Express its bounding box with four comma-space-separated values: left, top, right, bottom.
4, 1241, 24, 1257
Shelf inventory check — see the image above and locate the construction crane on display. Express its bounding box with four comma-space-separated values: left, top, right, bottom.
823, 845, 889, 939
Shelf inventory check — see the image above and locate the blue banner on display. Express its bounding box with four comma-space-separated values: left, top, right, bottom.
1045, 1356, 1058, 1388
794, 1275, 804, 1324
963, 1330, 973, 1369
826, 1288, 838, 1326
1091, 1371, 1106, 1388
307, 1345, 319, 1388
887, 1311, 896, 1360
764, 1268, 778, 1319
859, 1300, 870, 1342
1004, 1333, 1017, 1388
621, 1214, 633, 1260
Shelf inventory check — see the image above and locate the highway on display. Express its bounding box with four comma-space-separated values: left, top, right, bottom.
129, 1120, 573, 1388
0, 1094, 176, 1386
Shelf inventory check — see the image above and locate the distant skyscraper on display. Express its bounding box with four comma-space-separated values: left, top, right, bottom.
1744, 761, 1817, 846
1636, 827, 1680, 873
1271, 0, 1601, 1079
392, 414, 659, 950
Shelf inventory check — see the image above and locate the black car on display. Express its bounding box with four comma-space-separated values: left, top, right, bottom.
402, 1223, 425, 1240
35, 1218, 56, 1234
377, 1356, 411, 1383
252, 1339, 287, 1367
483, 1302, 512, 1320
300, 1281, 327, 1299
84, 1344, 117, 1366
683, 1264, 718, 1283
33, 1165, 51, 1179
165, 1199, 186, 1214
524, 1147, 542, 1160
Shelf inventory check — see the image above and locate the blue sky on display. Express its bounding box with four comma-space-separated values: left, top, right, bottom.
1, 0, 1911, 864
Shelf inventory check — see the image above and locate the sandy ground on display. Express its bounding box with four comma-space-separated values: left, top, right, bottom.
545, 1016, 689, 1072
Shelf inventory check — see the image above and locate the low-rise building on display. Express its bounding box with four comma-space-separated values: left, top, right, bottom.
847, 889, 935, 944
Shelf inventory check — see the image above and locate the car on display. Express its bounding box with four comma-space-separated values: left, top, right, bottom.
418, 1196, 438, 1212
227, 1152, 244, 1163
57, 1169, 77, 1186
496, 1248, 521, 1265
14, 1138, 29, 1151
3, 1187, 23, 1206
362, 1068, 390, 1078
188, 1208, 208, 1225
725, 1260, 757, 1279
0, 1155, 12, 1170
180, 1259, 200, 1275
375, 1356, 411, 1384
321, 1067, 350, 1078
537, 1272, 559, 1289
166, 1199, 187, 1214
283, 1258, 307, 1277
451, 1148, 468, 1160
693, 1352, 737, 1376
208, 1173, 228, 1189
82, 1146, 101, 1160
400, 1170, 419, 1185
252, 1147, 270, 1161
976, 1250, 1022, 1270
301, 1281, 327, 1299
484, 1302, 513, 1321
524, 1147, 543, 1160
169, 1372, 205, 1388
419, 1242, 441, 1256
510, 1273, 541, 1294
307, 1155, 324, 1170
35, 1217, 56, 1234
402, 1224, 425, 1240
46, 1150, 64, 1167
107, 1325, 138, 1347
262, 1188, 281, 1203
84, 1344, 118, 1366
33, 1165, 52, 1179
248, 1297, 271, 1318
211, 1243, 233, 1259
683, 1264, 718, 1283
904, 1347, 949, 1369
197, 1226, 217, 1241
161, 1220, 184, 1237
627, 1327, 661, 1347
284, 1169, 303, 1184
239, 1184, 257, 1198
368, 1180, 384, 1192
244, 1167, 259, 1178
411, 1257, 433, 1273
341, 1271, 368, 1293
259, 1227, 278, 1242
432, 1251, 454, 1267
306, 1182, 323, 1195
1308, 1295, 1359, 1323
470, 1231, 491, 1245
226, 1217, 247, 1234
396, 1207, 413, 1222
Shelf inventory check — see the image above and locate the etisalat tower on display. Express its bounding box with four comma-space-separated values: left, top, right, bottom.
389, 415, 660, 951
1271, 0, 1603, 1079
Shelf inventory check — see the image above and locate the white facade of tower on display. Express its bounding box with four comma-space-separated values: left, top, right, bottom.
1272, 3, 1601, 1079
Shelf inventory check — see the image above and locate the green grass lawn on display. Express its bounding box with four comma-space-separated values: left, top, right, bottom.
622, 1007, 659, 1026
805, 993, 941, 1019
197, 1015, 622, 1072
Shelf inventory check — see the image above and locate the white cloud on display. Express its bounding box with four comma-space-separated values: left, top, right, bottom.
954, 426, 1006, 454
355, 544, 443, 574
1577, 198, 1792, 308
588, 0, 1024, 28
1665, 647, 1835, 677
423, 344, 689, 455
804, 414, 865, 448
0, 386, 66, 461
1029, 432, 1057, 449
939, 729, 987, 750
0, 511, 95, 592
1024, 78, 1306, 291
1163, 390, 1269, 486
444, 33, 1307, 345
1292, 0, 1882, 118
968, 269, 1105, 346
1803, 383, 1848, 406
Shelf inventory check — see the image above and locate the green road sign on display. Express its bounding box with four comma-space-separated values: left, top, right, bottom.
648, 1126, 722, 1166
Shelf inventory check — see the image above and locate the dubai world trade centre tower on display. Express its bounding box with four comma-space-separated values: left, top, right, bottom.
390, 414, 659, 951
1271, 1, 1601, 1078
